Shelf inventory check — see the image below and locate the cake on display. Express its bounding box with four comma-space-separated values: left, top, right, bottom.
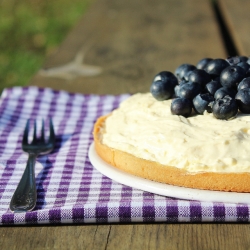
93, 93, 250, 192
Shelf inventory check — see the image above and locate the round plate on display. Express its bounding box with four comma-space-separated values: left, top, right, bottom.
88, 142, 250, 204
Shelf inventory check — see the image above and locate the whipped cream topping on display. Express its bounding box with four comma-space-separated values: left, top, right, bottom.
101, 93, 250, 173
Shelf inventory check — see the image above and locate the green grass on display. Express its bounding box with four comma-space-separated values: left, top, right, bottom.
0, 0, 91, 92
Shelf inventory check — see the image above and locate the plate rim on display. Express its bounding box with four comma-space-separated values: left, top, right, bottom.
88, 142, 250, 204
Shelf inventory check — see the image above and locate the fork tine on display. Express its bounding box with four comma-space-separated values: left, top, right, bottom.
32, 120, 37, 143
22, 119, 30, 145
41, 119, 45, 143
48, 118, 55, 144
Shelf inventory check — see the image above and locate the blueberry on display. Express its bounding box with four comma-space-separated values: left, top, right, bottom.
196, 58, 213, 70
171, 98, 193, 117
226, 56, 241, 65
239, 56, 248, 62
226, 56, 248, 65
246, 69, 250, 78
205, 79, 222, 95
220, 65, 246, 89
174, 85, 180, 97
175, 64, 196, 81
179, 79, 188, 85
212, 96, 238, 120
186, 70, 194, 81
214, 87, 236, 100
174, 80, 187, 97
205, 58, 229, 77
178, 81, 201, 99
193, 93, 214, 114
235, 88, 250, 113
150, 71, 178, 101
188, 69, 211, 88
238, 77, 250, 91
237, 62, 250, 73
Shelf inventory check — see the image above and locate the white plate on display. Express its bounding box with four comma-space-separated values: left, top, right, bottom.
88, 143, 250, 204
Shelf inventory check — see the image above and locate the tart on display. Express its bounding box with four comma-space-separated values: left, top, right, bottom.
93, 93, 250, 192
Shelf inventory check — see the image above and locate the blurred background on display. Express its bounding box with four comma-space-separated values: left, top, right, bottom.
0, 0, 92, 93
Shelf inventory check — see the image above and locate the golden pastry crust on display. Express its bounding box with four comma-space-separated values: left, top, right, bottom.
93, 115, 250, 192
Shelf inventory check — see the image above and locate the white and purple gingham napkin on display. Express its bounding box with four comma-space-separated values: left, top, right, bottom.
0, 86, 249, 225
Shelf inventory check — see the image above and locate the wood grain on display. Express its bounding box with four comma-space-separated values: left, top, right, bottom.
29, 0, 226, 95
1, 224, 250, 249
218, 0, 250, 56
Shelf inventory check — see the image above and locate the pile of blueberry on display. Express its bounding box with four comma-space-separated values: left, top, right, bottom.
150, 56, 250, 120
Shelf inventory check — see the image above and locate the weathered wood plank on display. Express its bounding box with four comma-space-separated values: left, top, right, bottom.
30, 0, 226, 95
218, 0, 250, 56
1, 224, 250, 250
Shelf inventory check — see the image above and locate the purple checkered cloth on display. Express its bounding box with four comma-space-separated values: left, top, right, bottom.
0, 86, 249, 225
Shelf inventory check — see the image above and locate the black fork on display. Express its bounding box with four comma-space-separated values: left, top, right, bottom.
10, 119, 55, 212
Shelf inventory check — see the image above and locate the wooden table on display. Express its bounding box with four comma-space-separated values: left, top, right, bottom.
2, 0, 250, 249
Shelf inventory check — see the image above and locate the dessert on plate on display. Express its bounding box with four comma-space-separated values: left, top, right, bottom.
93, 56, 250, 192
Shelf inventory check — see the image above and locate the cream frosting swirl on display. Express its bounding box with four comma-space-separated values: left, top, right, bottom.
101, 93, 250, 173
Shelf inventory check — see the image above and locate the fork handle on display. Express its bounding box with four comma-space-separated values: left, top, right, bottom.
10, 154, 37, 212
